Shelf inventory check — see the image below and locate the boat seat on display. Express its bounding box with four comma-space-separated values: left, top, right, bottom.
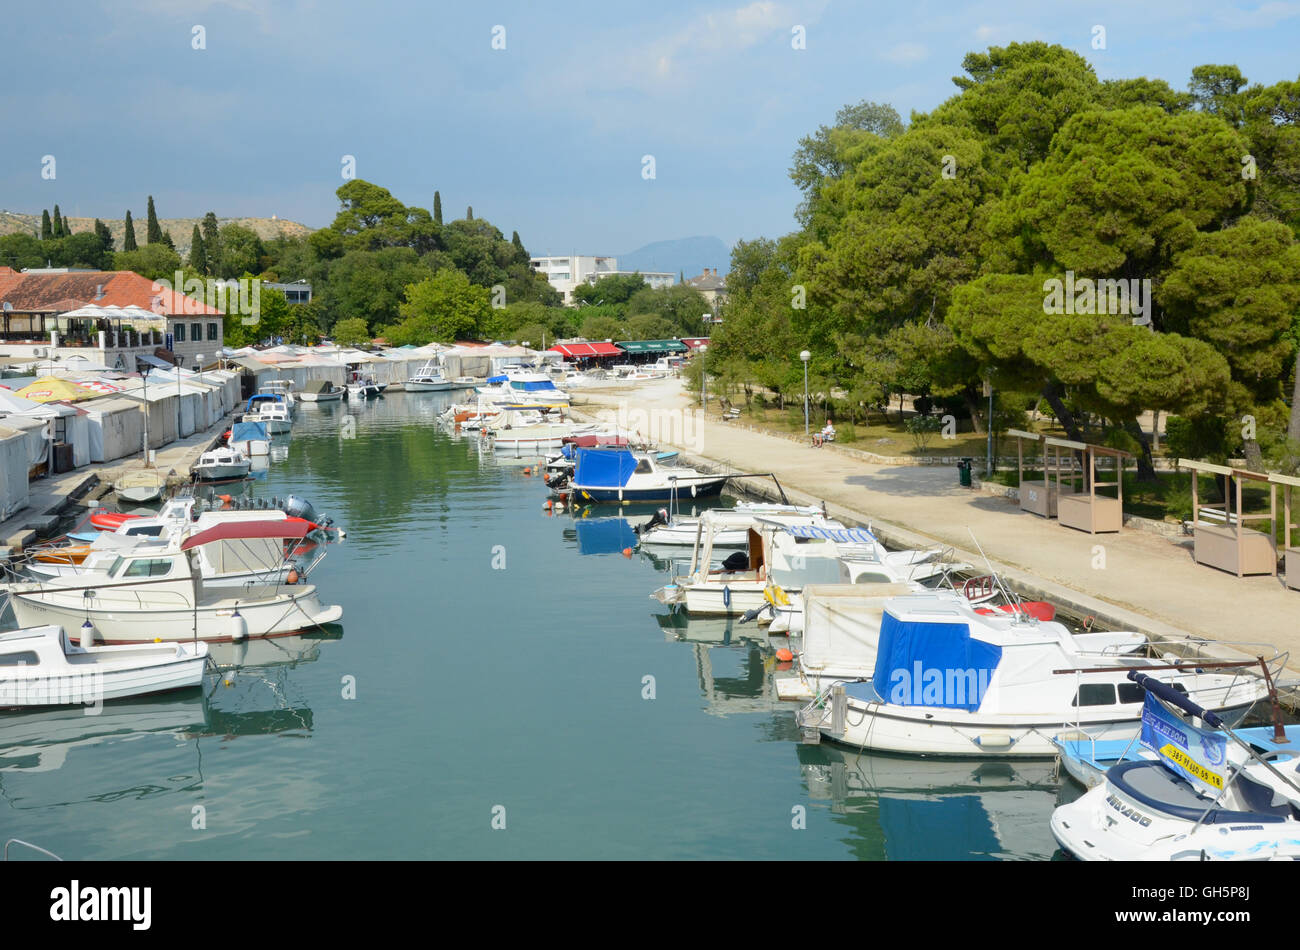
1108, 761, 1288, 824
1232, 772, 1300, 819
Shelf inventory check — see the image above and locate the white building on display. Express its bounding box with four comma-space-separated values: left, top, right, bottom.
529, 255, 674, 305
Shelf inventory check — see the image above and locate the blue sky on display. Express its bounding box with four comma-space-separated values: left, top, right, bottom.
3, 0, 1298, 260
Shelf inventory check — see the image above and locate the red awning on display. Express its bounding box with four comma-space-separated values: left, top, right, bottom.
180, 519, 312, 550
563, 434, 629, 447
549, 342, 621, 358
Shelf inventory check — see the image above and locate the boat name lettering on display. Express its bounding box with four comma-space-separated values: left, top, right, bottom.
1105, 793, 1153, 827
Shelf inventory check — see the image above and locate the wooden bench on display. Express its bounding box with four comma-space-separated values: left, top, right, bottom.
721, 408, 741, 422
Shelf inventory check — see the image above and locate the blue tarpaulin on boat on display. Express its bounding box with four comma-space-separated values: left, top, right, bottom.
573, 448, 637, 488
487, 374, 508, 383
244, 393, 285, 410
784, 524, 877, 544
517, 380, 558, 391
574, 518, 639, 555
871, 612, 1002, 711
231, 421, 268, 442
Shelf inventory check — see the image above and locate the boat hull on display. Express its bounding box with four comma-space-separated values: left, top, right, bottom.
406, 380, 452, 392
572, 478, 727, 504
298, 390, 344, 402
194, 463, 251, 481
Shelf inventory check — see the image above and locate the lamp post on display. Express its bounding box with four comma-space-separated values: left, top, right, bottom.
800, 350, 811, 436
141, 365, 151, 465
698, 344, 708, 408
984, 377, 994, 477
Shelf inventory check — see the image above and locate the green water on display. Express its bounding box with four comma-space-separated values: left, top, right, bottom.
0, 396, 1066, 859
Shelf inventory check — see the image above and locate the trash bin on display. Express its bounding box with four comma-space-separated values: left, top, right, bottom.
957, 458, 973, 488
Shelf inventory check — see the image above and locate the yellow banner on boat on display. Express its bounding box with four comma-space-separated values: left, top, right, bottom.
1159, 743, 1224, 790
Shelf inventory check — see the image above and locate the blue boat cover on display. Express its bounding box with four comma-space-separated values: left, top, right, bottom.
231, 421, 269, 442
487, 374, 508, 383
872, 612, 1002, 711
784, 524, 877, 544
574, 518, 639, 555
244, 393, 284, 410
573, 448, 637, 488
516, 380, 558, 391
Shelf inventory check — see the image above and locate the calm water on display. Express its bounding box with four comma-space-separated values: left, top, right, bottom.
0, 396, 1069, 860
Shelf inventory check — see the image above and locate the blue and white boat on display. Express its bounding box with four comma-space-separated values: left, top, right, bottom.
1053, 673, 1300, 860
568, 446, 728, 504
477, 371, 569, 407
243, 393, 292, 434
229, 419, 271, 458
796, 593, 1269, 757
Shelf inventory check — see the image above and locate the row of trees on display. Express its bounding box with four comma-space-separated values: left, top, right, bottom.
708, 44, 1300, 479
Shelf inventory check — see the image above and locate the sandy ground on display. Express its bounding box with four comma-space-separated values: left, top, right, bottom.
572, 378, 1300, 666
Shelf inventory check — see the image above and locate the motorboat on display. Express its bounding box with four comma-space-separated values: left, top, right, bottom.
564, 446, 728, 504
227, 420, 271, 458
795, 593, 1272, 757
347, 373, 385, 399
113, 470, 167, 504
486, 408, 595, 451
297, 379, 345, 403
775, 583, 1134, 702
634, 502, 828, 548
258, 379, 296, 412
0, 625, 208, 708
450, 377, 480, 390
476, 371, 569, 407
1053, 672, 1300, 860
5, 521, 344, 643
193, 447, 251, 481
406, 361, 453, 392
243, 393, 292, 434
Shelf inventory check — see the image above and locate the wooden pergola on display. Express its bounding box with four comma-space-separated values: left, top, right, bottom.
1180, 459, 1276, 578
1048, 437, 1130, 534
1267, 472, 1300, 590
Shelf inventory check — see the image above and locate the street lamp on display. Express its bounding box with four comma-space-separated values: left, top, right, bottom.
984, 377, 994, 477
800, 350, 811, 436
698, 344, 708, 408
140, 364, 152, 465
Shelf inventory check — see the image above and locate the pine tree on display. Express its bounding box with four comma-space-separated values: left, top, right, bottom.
466, 206, 473, 220
123, 211, 138, 251
40, 210, 52, 241
160, 229, 175, 250
433, 191, 443, 226
188, 225, 207, 274
146, 196, 162, 244
94, 219, 114, 252
201, 212, 220, 276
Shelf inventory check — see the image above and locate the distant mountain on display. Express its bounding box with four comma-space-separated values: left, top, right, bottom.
616, 236, 729, 280
0, 210, 312, 254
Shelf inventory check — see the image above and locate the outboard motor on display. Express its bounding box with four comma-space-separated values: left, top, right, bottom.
721, 551, 749, 572
635, 508, 670, 536
283, 495, 318, 523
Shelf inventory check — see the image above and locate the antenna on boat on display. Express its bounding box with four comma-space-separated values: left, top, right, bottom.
965, 528, 1023, 616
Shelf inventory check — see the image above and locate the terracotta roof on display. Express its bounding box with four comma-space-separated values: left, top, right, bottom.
0, 270, 223, 316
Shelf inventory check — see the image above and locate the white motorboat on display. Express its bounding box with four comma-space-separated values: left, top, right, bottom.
564, 446, 728, 503
113, 470, 166, 504
635, 502, 828, 548
477, 371, 569, 407
297, 379, 345, 402
487, 409, 594, 451
228, 420, 271, 458
796, 593, 1271, 757
406, 361, 453, 392
1053, 673, 1300, 859
259, 379, 296, 412
347, 374, 385, 399
193, 447, 251, 481
0, 625, 208, 707
243, 393, 292, 434
6, 521, 343, 643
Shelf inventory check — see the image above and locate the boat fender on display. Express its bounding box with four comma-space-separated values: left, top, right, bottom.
79, 620, 95, 649
722, 585, 731, 608
286, 569, 300, 585
230, 609, 248, 642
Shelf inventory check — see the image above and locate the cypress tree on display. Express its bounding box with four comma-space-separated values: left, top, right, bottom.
466, 206, 473, 220
93, 219, 114, 252
123, 211, 138, 251
188, 225, 207, 274
53, 205, 65, 238
433, 191, 443, 226
201, 212, 220, 276
146, 196, 162, 244
40, 210, 52, 240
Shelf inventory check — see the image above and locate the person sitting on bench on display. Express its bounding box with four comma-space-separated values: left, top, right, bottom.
813, 420, 835, 447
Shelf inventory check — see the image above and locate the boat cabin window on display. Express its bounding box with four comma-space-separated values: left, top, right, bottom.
124, 524, 165, 537
1072, 683, 1116, 707
855, 573, 893, 584
122, 558, 176, 578
634, 458, 653, 474
0, 650, 39, 666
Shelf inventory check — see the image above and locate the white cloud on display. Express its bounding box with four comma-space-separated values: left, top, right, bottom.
1213, 1, 1300, 28
882, 42, 927, 64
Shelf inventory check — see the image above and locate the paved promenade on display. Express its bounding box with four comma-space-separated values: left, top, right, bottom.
573, 380, 1299, 669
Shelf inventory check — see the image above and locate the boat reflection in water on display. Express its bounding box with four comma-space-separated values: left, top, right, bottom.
796, 744, 1061, 860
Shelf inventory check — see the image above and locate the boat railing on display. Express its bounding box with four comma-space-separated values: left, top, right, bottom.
4, 839, 62, 861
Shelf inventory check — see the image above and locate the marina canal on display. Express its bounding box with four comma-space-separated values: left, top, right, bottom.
0, 394, 1066, 860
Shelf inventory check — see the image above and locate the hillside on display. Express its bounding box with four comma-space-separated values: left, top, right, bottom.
617, 235, 730, 279
0, 210, 313, 255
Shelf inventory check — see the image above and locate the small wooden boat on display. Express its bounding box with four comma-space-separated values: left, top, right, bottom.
298, 379, 345, 402
29, 543, 96, 565
0, 625, 208, 707
193, 447, 251, 481
113, 470, 167, 504
347, 374, 386, 399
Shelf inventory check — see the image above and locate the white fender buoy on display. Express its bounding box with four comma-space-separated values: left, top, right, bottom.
79, 620, 95, 649
230, 609, 248, 642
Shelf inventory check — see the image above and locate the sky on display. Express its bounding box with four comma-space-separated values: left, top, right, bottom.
2, 0, 1298, 259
